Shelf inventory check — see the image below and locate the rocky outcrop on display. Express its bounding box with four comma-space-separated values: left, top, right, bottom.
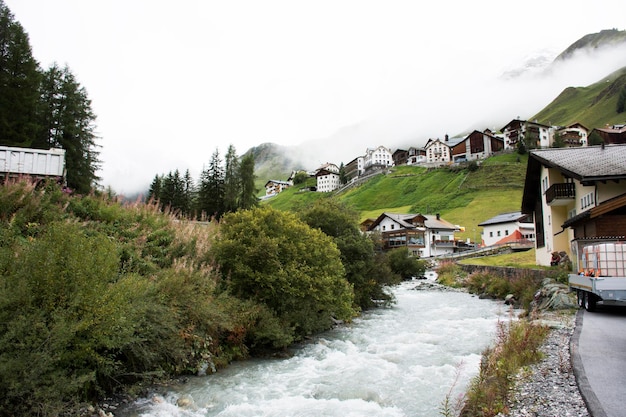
533, 278, 578, 311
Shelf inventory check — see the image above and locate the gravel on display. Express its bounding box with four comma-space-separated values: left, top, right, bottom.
496, 313, 590, 417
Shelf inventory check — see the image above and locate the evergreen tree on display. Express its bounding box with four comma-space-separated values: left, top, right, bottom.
197, 149, 225, 219
147, 174, 163, 202
182, 169, 195, 217
0, 1, 41, 147
339, 162, 348, 185
223, 144, 240, 212
160, 170, 188, 214
617, 86, 626, 113
551, 133, 566, 148
588, 130, 604, 146
238, 153, 258, 210
36, 64, 100, 193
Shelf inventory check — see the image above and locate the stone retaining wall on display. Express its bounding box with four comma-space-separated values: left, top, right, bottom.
458, 264, 549, 281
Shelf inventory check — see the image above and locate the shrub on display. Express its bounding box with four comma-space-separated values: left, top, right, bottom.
298, 199, 400, 309
466, 269, 542, 310
461, 319, 549, 417
387, 247, 426, 279
0, 222, 132, 414
436, 260, 466, 287
214, 207, 356, 348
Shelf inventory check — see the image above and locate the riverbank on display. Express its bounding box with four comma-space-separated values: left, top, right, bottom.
496, 311, 589, 417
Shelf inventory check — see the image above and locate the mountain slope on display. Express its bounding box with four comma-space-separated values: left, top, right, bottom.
265, 153, 528, 242
532, 66, 626, 127
554, 29, 626, 61
243, 143, 308, 194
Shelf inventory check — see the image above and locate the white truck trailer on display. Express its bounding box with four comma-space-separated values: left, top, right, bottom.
0, 145, 66, 180
569, 240, 626, 311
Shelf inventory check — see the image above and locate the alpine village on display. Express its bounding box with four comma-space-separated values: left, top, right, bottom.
2, 2, 626, 415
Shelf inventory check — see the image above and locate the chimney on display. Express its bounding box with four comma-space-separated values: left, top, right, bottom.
436, 213, 440, 220
444, 134, 449, 142
601, 142, 605, 150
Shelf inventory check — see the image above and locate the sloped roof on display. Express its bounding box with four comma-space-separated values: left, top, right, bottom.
530, 144, 626, 181
367, 212, 457, 231
494, 229, 525, 245
423, 214, 458, 230
478, 211, 530, 226
265, 179, 291, 187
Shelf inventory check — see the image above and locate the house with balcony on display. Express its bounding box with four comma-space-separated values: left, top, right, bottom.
554, 123, 588, 147
501, 119, 554, 150
406, 147, 427, 165
478, 211, 535, 248
521, 144, 626, 266
264, 179, 292, 197
363, 146, 394, 173
365, 212, 460, 257
424, 137, 451, 164
344, 156, 362, 182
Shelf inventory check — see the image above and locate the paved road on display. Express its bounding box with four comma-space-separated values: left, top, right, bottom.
572, 306, 626, 417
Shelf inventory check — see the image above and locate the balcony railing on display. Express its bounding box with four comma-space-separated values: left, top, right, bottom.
545, 183, 575, 205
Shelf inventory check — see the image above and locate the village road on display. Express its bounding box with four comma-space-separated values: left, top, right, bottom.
574, 307, 626, 417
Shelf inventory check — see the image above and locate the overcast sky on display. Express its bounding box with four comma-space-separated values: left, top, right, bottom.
6, 0, 626, 194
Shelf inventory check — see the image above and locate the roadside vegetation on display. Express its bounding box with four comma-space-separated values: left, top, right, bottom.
0, 179, 423, 417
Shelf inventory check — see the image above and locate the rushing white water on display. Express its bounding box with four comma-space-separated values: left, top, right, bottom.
118, 280, 512, 417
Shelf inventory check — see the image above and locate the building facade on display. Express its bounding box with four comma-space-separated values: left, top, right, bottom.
365, 212, 460, 257
478, 211, 535, 247
521, 144, 626, 266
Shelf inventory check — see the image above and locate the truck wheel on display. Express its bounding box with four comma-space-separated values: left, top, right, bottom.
584, 292, 597, 312
577, 290, 584, 308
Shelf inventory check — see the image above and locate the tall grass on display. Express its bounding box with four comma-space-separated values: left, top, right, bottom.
460, 319, 549, 417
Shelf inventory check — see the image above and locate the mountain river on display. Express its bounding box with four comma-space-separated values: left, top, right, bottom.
117, 278, 513, 417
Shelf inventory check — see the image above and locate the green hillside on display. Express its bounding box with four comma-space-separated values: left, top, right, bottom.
265, 153, 528, 242
532, 66, 626, 128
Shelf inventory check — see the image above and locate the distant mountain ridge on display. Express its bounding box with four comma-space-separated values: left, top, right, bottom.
555, 28, 626, 61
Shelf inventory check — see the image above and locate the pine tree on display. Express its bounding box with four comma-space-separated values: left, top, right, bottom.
197, 149, 225, 219
36, 64, 100, 193
339, 162, 348, 184
238, 153, 258, 210
223, 144, 240, 213
147, 174, 163, 202
182, 169, 195, 217
0, 1, 41, 147
617, 86, 626, 113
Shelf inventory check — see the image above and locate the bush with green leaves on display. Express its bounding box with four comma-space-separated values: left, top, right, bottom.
298, 199, 401, 308
0, 222, 142, 413
214, 206, 356, 348
386, 247, 427, 279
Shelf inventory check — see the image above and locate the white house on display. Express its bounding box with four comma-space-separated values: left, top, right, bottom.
365, 212, 460, 257
363, 146, 394, 172
478, 211, 535, 247
424, 138, 451, 164
315, 163, 341, 192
